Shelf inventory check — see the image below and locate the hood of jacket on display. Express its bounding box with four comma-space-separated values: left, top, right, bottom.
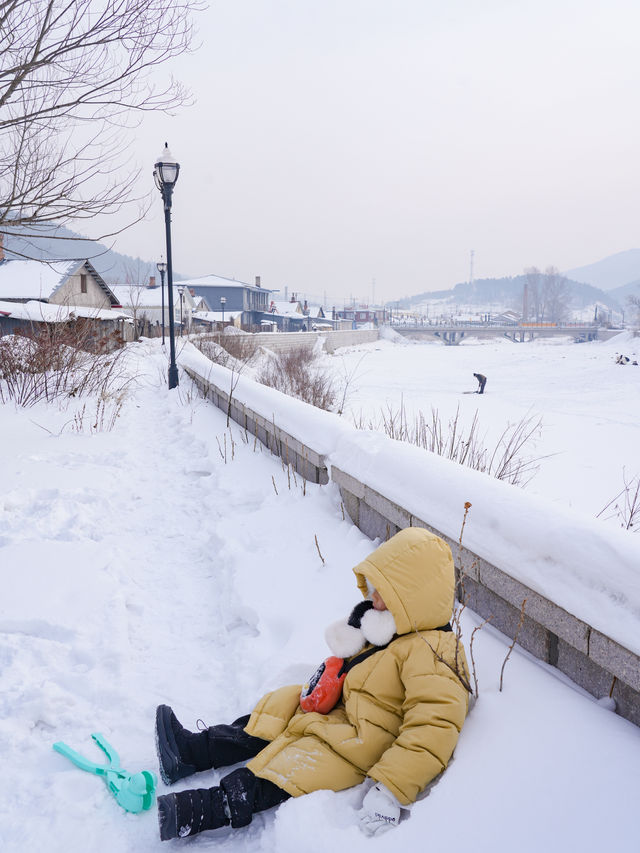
352, 527, 455, 634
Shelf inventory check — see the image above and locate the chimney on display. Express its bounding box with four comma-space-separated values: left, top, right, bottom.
255, 275, 261, 288
148, 275, 156, 288
303, 299, 308, 312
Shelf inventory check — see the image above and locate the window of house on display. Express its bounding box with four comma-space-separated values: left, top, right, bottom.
80, 274, 87, 294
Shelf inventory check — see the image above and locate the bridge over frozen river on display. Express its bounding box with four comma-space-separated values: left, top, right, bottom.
392, 323, 623, 345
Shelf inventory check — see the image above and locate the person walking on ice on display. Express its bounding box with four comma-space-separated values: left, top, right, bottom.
473, 372, 487, 394
154, 527, 470, 840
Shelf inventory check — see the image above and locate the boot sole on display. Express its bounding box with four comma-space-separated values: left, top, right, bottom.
157, 793, 178, 841
155, 704, 196, 786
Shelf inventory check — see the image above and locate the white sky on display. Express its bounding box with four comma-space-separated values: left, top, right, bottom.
103, 0, 640, 304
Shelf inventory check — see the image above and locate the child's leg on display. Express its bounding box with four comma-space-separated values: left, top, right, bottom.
157, 767, 290, 841
206, 715, 270, 769
156, 706, 269, 785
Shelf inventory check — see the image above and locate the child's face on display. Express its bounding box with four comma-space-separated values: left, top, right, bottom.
371, 590, 387, 611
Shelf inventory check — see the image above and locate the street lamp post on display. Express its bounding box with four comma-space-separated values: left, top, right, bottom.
153, 142, 180, 389
220, 295, 226, 326
178, 285, 185, 336
156, 258, 167, 345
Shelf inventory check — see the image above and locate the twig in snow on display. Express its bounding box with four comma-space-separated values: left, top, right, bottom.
499, 598, 527, 692
315, 534, 325, 566
469, 616, 493, 697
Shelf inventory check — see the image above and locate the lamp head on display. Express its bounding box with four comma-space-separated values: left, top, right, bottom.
153, 143, 180, 191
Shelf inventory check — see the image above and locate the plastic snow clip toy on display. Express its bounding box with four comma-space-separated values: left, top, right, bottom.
53, 733, 157, 814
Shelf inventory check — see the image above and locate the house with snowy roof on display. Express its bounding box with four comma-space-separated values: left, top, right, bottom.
177, 274, 273, 330
109, 278, 197, 335
0, 251, 129, 338
0, 256, 119, 310
266, 299, 306, 331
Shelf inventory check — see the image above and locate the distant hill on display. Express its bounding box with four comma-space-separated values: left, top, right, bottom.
396, 275, 622, 314
565, 249, 640, 291
1, 224, 191, 285
609, 279, 640, 303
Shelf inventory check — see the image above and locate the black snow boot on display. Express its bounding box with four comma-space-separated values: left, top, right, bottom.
157, 786, 230, 841
155, 704, 213, 785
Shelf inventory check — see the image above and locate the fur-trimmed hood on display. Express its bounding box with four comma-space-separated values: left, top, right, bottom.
352, 528, 455, 634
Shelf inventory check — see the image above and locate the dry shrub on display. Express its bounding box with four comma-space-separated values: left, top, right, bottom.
0, 322, 130, 408
194, 333, 258, 369
597, 470, 640, 532
257, 346, 338, 411
354, 401, 545, 486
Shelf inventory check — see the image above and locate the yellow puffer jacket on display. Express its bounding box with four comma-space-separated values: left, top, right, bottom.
245, 527, 469, 805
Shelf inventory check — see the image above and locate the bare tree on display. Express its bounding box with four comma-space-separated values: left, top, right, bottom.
522, 266, 570, 323
121, 259, 151, 340
627, 293, 640, 329
0, 0, 204, 252
541, 266, 570, 323
523, 266, 541, 322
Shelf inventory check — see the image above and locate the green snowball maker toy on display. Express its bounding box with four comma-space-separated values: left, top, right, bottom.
53, 733, 157, 814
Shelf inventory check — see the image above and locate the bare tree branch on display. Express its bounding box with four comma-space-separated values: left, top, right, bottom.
0, 0, 205, 248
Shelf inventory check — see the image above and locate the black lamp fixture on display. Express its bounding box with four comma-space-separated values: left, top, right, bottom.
153, 142, 180, 389
156, 257, 167, 346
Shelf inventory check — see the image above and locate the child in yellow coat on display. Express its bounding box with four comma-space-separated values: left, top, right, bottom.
155, 528, 469, 840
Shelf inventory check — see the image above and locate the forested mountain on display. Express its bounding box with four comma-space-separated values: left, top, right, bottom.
1, 224, 190, 284
395, 275, 622, 315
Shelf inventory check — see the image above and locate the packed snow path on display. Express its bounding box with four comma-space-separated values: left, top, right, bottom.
1, 342, 639, 852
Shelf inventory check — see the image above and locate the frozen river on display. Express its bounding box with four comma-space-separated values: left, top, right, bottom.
325, 330, 640, 522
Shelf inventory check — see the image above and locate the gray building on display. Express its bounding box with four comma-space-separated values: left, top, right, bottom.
176, 273, 273, 330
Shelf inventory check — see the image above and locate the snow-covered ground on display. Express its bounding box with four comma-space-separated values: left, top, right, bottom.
322, 329, 640, 520
1, 337, 640, 852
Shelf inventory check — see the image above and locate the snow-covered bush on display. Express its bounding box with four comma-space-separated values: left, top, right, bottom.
0, 324, 129, 408
193, 334, 258, 370
257, 346, 339, 411
353, 402, 544, 487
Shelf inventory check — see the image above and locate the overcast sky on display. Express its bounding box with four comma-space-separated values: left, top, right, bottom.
103, 0, 640, 305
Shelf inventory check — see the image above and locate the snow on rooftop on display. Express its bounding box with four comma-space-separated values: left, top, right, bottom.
178, 273, 272, 292
0, 300, 130, 323
193, 310, 241, 323
109, 285, 174, 308
0, 259, 80, 300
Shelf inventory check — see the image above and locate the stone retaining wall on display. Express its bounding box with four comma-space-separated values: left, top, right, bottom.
184, 363, 640, 728
331, 467, 640, 726
186, 368, 329, 485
